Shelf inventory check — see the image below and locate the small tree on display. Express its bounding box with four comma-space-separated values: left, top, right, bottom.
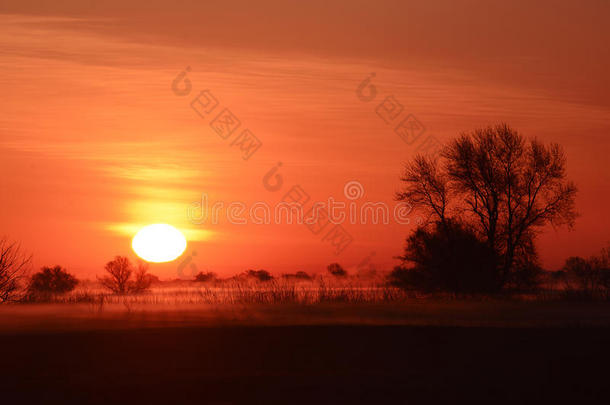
28, 265, 78, 300
562, 247, 610, 299
563, 256, 599, 294
0, 238, 31, 303
98, 256, 153, 294
131, 261, 154, 293
327, 263, 347, 277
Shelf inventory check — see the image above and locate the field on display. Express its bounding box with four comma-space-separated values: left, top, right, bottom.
2, 286, 610, 404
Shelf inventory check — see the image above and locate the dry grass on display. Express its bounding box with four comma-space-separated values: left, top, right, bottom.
3, 276, 609, 334
21, 275, 599, 306
37, 277, 411, 306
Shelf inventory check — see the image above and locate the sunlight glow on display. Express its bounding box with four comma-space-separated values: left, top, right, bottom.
132, 224, 187, 263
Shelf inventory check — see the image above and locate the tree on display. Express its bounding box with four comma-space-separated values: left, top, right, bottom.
397, 154, 449, 224
327, 263, 347, 277
98, 256, 153, 294
390, 220, 499, 294
0, 238, 31, 303
397, 124, 577, 289
562, 246, 610, 298
28, 265, 78, 300
132, 261, 154, 293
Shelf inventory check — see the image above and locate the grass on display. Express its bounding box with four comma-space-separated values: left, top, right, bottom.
29, 277, 412, 305
1, 276, 609, 334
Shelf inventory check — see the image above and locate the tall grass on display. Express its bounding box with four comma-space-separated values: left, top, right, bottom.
22, 273, 610, 306
33, 277, 413, 305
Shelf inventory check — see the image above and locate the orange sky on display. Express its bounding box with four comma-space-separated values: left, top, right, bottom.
1, 0, 609, 278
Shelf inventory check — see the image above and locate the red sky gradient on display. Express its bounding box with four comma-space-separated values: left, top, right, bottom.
1, 0, 609, 278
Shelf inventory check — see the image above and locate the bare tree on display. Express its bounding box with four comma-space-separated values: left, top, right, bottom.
0, 238, 32, 303
99, 256, 132, 294
131, 261, 153, 293
98, 256, 152, 294
562, 245, 610, 299
397, 124, 577, 289
396, 154, 449, 225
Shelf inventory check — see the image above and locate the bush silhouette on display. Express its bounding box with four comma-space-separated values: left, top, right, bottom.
194, 271, 217, 282
245, 269, 273, 282
390, 220, 499, 294
28, 265, 78, 300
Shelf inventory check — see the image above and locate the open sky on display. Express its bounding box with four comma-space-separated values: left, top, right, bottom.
1, 0, 609, 278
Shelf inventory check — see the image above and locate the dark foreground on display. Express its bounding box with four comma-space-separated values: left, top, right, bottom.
1, 325, 609, 404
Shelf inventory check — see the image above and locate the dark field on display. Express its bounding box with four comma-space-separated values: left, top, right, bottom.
1, 323, 609, 404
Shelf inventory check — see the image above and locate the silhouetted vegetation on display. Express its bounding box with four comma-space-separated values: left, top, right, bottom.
0, 238, 31, 303
327, 263, 347, 277
389, 220, 499, 294
396, 124, 577, 293
194, 271, 217, 283
27, 265, 78, 301
560, 246, 610, 300
98, 256, 153, 294
244, 269, 274, 282
282, 271, 312, 280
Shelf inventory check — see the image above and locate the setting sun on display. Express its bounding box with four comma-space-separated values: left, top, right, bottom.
131, 224, 187, 263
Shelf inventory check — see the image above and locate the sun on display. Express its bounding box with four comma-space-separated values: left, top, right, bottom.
132, 224, 187, 263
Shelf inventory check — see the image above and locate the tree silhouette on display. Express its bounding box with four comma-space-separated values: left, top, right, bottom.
397, 124, 577, 290
28, 265, 78, 300
562, 246, 610, 297
0, 238, 31, 303
98, 256, 153, 294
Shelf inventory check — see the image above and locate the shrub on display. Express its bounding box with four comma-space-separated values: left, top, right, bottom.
506, 259, 543, 292
194, 271, 217, 283
245, 269, 274, 282
393, 220, 499, 294
28, 265, 78, 300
